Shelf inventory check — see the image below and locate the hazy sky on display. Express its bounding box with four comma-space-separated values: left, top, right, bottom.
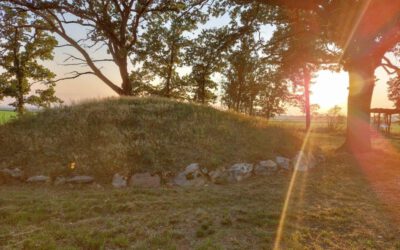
0, 14, 395, 115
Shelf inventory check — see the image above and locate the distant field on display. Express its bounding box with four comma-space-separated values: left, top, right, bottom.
0, 110, 16, 125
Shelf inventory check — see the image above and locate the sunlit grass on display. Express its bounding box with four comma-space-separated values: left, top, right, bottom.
1, 100, 400, 248
0, 110, 16, 125
0, 132, 399, 248
0, 97, 300, 180
273, 128, 313, 249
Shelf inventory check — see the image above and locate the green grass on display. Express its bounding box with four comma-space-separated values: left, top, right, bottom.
0, 97, 300, 181
0, 110, 16, 125
0, 136, 399, 249
1, 98, 400, 248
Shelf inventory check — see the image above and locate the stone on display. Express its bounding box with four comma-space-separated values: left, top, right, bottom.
276, 156, 291, 170
112, 173, 127, 188
185, 163, 200, 174
227, 163, 253, 182
66, 176, 94, 184
26, 175, 50, 183
209, 168, 227, 184
1, 168, 23, 179
0, 171, 20, 185
292, 151, 318, 172
173, 163, 207, 187
129, 173, 161, 188
254, 160, 278, 175
174, 172, 207, 187
54, 177, 66, 185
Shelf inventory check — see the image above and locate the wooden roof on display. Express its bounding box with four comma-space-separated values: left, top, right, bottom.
370, 108, 400, 114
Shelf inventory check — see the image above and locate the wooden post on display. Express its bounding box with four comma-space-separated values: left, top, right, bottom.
377, 113, 381, 131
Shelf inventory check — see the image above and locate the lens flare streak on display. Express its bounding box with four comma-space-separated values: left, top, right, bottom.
273, 129, 312, 249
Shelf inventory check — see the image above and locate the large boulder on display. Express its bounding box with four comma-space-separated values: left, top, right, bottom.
276, 156, 291, 170
129, 173, 161, 188
254, 160, 278, 175
112, 173, 127, 188
227, 163, 253, 182
173, 163, 207, 187
26, 175, 50, 183
65, 176, 94, 184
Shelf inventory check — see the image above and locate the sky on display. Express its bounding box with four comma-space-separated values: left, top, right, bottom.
0, 13, 395, 115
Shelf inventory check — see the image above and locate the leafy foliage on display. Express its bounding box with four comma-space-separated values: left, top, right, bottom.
185, 28, 231, 104
137, 11, 205, 99
0, 5, 61, 114
326, 105, 344, 132
388, 77, 400, 109
222, 34, 289, 118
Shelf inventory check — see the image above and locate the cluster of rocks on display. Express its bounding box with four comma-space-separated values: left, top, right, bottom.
112, 172, 160, 188
0, 168, 95, 185
0, 150, 324, 188
111, 150, 324, 188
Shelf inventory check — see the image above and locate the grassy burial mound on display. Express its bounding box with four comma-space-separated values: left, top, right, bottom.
0, 97, 300, 182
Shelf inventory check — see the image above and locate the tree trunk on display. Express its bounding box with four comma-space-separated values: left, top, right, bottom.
165, 70, 172, 98
119, 57, 132, 96
343, 63, 375, 153
13, 28, 24, 115
165, 41, 176, 98
304, 67, 311, 131
201, 82, 205, 104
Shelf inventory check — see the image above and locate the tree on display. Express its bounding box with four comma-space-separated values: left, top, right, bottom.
257, 71, 290, 119
326, 105, 344, 132
233, 0, 400, 152
264, 7, 336, 130
0, 6, 61, 115
222, 34, 261, 114
385, 46, 400, 109
185, 28, 232, 104
324, 1, 400, 152
6, 0, 208, 96
310, 103, 320, 117
388, 78, 400, 109
222, 33, 289, 118
138, 11, 204, 100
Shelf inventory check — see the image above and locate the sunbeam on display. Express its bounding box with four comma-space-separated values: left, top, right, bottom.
273, 128, 313, 249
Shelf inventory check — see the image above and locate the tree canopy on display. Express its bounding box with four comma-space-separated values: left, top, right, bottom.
2, 0, 400, 152
0, 5, 61, 114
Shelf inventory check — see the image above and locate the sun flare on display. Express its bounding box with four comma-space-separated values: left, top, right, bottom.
311, 71, 349, 112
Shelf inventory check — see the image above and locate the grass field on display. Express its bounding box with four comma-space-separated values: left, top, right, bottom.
0, 110, 16, 125
1, 133, 400, 249
1, 99, 400, 249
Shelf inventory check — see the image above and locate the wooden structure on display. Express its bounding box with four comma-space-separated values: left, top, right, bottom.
370, 108, 400, 135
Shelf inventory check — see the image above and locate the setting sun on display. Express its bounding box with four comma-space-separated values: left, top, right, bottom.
311, 71, 349, 112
